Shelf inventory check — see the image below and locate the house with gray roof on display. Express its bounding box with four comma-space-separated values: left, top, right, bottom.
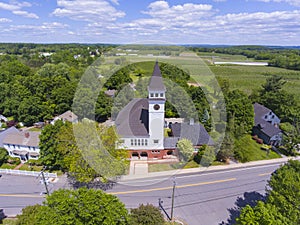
51, 110, 78, 125
0, 126, 19, 148
115, 62, 212, 160
169, 121, 214, 147
252, 103, 282, 146
3, 130, 41, 162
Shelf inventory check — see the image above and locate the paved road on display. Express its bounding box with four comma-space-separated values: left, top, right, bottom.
0, 174, 69, 217
107, 163, 281, 225
0, 160, 289, 224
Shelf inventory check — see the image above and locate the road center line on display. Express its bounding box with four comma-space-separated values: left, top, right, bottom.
110, 178, 237, 195
0, 193, 44, 198
258, 172, 271, 176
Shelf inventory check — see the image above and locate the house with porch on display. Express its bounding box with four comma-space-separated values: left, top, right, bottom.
3, 130, 40, 162
252, 103, 282, 146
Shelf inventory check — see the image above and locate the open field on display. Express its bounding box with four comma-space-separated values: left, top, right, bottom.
107, 52, 300, 97
209, 64, 300, 96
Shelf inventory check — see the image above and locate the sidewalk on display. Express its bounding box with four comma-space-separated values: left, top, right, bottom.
129, 161, 148, 175
121, 156, 299, 181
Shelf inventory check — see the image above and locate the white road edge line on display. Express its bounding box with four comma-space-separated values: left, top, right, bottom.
118, 163, 281, 185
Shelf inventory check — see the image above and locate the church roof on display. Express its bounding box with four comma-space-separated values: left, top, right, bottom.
170, 122, 214, 146
148, 62, 166, 92
115, 98, 149, 138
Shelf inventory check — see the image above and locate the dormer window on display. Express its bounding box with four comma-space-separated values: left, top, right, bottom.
160, 93, 164, 97
150, 93, 154, 97
155, 93, 158, 97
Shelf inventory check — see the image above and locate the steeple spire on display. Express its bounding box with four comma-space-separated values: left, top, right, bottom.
148, 61, 166, 92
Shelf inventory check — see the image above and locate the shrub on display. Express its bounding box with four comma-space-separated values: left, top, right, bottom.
26, 159, 43, 166
129, 204, 165, 225
7, 156, 21, 165
0, 147, 8, 166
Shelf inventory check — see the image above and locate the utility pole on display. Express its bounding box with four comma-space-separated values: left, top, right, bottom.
158, 177, 176, 222
170, 178, 176, 221
39, 167, 49, 196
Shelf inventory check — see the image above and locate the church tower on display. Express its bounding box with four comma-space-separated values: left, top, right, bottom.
148, 62, 166, 150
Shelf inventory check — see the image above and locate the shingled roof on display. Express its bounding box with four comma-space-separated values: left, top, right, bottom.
254, 103, 281, 137
3, 131, 40, 147
115, 98, 149, 138
56, 110, 78, 123
254, 103, 271, 125
148, 62, 166, 92
0, 126, 19, 147
170, 122, 214, 146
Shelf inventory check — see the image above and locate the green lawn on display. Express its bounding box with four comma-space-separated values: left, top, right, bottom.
0, 163, 16, 169
2, 218, 17, 225
234, 135, 281, 163
148, 163, 177, 173
19, 164, 43, 171
27, 127, 42, 132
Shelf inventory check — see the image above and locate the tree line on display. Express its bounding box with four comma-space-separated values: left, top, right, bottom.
191, 46, 300, 70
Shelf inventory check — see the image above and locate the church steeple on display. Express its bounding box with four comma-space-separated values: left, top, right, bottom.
148, 61, 166, 99
147, 61, 165, 150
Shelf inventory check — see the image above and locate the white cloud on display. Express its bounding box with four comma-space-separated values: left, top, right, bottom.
7, 22, 69, 32
99, 4, 300, 45
143, 1, 213, 21
0, 1, 38, 19
252, 0, 300, 7
0, 17, 12, 22
12, 10, 39, 19
52, 0, 125, 22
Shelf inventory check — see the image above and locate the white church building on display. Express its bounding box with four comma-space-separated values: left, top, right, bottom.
115, 62, 213, 159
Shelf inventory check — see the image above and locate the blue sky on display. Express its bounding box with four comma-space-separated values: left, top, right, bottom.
0, 0, 299, 45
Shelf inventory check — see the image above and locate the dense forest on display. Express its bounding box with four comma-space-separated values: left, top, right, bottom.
0, 43, 114, 125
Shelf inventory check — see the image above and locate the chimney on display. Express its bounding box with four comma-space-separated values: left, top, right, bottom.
189, 118, 194, 125
25, 132, 30, 138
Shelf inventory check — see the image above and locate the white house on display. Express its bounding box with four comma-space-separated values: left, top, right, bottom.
3, 130, 40, 162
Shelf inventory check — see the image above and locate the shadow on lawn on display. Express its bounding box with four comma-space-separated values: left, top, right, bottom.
219, 191, 266, 225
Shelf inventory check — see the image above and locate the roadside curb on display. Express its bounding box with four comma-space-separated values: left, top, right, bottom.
119, 156, 299, 181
